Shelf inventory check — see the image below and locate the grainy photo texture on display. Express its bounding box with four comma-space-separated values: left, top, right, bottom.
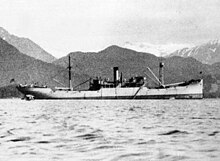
0, 0, 219, 160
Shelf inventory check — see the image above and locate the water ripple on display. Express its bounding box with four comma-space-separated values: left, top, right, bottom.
0, 99, 219, 161
9, 136, 31, 142
159, 130, 189, 135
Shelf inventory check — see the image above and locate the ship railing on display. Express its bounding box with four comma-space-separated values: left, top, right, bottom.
164, 79, 202, 88
164, 82, 185, 87
55, 87, 70, 91
18, 84, 47, 88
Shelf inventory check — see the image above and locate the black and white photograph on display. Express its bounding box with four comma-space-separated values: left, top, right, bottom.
0, 0, 219, 160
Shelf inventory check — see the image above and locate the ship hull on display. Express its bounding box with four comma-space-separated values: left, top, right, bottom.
17, 80, 203, 99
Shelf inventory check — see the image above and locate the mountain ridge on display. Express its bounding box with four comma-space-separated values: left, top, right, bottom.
0, 27, 57, 63
168, 40, 220, 64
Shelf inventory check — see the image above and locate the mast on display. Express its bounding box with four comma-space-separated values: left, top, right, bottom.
68, 55, 73, 90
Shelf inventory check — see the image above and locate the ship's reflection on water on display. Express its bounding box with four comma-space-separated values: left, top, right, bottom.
0, 99, 219, 161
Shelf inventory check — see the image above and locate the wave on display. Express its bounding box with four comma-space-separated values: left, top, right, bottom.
159, 130, 189, 135
208, 131, 219, 136
9, 136, 31, 142
76, 133, 102, 141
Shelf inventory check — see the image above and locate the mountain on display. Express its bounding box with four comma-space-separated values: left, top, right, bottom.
0, 27, 56, 63
54, 45, 220, 98
168, 40, 220, 65
123, 41, 189, 56
54, 45, 159, 81
0, 37, 88, 97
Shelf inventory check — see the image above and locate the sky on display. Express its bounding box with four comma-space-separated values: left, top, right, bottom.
1, 0, 220, 58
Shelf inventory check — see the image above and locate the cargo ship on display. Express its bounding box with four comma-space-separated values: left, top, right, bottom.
17, 56, 203, 100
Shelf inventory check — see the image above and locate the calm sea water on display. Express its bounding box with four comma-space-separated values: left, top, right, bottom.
0, 99, 219, 161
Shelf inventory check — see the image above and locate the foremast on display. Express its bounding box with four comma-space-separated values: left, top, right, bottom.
68, 55, 73, 90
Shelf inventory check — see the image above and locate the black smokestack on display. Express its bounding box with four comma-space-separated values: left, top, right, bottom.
113, 67, 119, 84
159, 62, 164, 85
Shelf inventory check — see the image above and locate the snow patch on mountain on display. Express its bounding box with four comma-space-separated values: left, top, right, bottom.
210, 48, 216, 53
209, 39, 219, 45
123, 41, 192, 56
168, 39, 220, 64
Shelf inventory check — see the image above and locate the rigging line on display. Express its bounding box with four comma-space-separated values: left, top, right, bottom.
144, 71, 160, 85
72, 78, 91, 90
146, 67, 164, 86
52, 78, 66, 86
47, 67, 70, 86
50, 67, 68, 79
